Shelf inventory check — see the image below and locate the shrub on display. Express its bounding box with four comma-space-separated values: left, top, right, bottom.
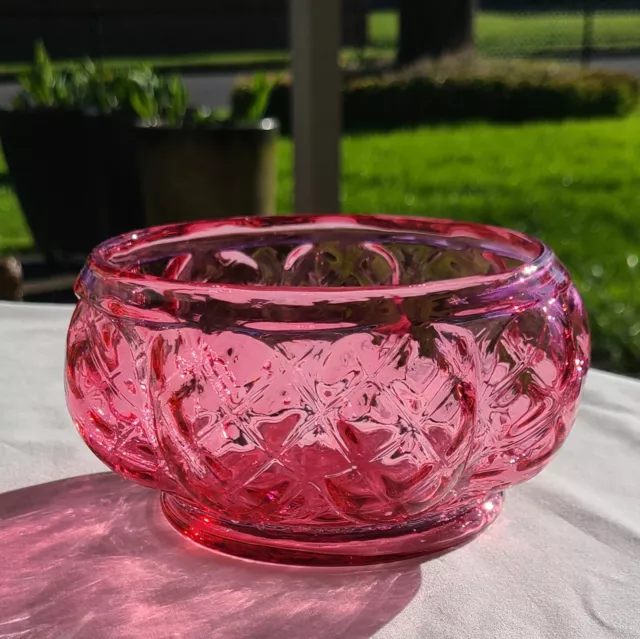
233, 59, 639, 133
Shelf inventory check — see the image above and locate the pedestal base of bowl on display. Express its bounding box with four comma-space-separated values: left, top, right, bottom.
161, 492, 503, 566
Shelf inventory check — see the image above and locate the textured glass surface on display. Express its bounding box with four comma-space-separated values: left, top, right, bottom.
66, 215, 590, 565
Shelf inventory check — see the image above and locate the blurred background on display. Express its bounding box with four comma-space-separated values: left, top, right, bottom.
0, 0, 639, 376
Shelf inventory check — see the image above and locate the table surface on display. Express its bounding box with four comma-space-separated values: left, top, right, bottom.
0, 301, 638, 639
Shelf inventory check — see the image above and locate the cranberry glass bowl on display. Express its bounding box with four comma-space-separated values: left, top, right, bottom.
65, 215, 590, 566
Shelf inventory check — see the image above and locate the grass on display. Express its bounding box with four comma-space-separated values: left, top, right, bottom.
0, 188, 28, 254
275, 114, 640, 374
0, 153, 31, 254
370, 10, 640, 57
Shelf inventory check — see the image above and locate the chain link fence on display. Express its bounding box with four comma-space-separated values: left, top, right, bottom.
368, 2, 640, 65
477, 8, 640, 63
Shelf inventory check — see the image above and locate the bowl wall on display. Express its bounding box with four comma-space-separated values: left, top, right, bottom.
66, 216, 590, 533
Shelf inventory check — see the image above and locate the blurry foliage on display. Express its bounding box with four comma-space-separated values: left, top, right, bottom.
234, 58, 639, 133
12, 42, 275, 126
232, 73, 277, 123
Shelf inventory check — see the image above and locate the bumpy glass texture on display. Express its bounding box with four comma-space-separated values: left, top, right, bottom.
66, 215, 590, 565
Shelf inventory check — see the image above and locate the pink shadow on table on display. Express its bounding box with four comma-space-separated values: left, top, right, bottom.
0, 473, 421, 639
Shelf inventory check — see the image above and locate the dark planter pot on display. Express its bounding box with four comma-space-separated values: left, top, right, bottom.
135, 119, 279, 226
0, 109, 145, 266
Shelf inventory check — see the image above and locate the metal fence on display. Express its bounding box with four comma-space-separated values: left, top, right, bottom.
367, 2, 640, 64
475, 9, 640, 64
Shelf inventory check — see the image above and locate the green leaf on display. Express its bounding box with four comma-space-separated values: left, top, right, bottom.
159, 74, 188, 125
129, 85, 158, 121
233, 72, 275, 122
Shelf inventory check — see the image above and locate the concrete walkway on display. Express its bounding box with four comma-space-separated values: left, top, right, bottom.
590, 56, 640, 76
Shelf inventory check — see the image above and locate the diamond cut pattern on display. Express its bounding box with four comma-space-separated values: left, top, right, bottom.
67, 258, 589, 529
463, 302, 588, 496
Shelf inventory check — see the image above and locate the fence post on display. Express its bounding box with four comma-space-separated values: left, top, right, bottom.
290, 0, 342, 213
581, 3, 595, 68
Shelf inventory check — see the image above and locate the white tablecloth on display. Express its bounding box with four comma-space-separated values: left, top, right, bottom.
0, 301, 638, 639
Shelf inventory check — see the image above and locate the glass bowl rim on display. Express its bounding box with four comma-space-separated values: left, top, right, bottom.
83, 214, 555, 303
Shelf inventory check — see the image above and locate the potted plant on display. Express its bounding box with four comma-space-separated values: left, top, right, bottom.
0, 43, 150, 266
0, 44, 279, 266
134, 73, 279, 226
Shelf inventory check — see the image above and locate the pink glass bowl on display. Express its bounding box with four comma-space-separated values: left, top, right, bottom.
65, 215, 590, 566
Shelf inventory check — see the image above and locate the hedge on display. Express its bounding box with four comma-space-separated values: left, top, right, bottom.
233, 60, 640, 133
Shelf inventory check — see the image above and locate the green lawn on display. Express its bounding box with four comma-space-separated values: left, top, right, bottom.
370, 10, 640, 57
0, 188, 27, 254
2, 114, 640, 374
276, 114, 640, 374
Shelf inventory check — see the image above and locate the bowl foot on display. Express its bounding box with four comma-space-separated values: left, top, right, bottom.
161, 492, 503, 567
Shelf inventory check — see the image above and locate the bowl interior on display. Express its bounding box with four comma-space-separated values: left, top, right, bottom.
101, 216, 542, 289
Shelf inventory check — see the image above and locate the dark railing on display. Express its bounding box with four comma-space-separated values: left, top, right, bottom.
0, 0, 368, 63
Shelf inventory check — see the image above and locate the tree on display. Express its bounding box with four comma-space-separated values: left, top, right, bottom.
397, 0, 475, 66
